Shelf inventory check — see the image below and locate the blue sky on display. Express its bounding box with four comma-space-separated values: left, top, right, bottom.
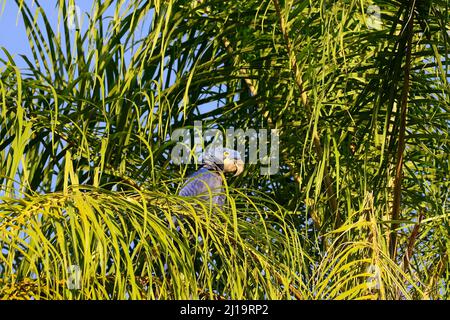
0, 0, 33, 67
0, 1, 107, 69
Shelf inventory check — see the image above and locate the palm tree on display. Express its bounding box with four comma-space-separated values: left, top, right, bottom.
0, 0, 448, 299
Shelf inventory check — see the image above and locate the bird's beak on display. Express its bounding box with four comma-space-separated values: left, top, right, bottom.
233, 159, 245, 176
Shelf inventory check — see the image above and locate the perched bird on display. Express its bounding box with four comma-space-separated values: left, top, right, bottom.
179, 147, 244, 206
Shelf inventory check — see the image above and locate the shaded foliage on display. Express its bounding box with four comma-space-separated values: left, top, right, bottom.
0, 0, 449, 299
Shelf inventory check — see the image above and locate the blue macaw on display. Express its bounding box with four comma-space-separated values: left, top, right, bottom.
179, 148, 245, 206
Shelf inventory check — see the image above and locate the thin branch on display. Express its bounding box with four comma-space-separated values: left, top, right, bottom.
390, 1, 415, 259
403, 210, 424, 271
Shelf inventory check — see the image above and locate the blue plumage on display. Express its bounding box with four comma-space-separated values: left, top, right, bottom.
179, 167, 225, 206
178, 147, 244, 206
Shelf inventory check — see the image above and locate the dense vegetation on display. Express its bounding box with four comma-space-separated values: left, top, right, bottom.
0, 0, 449, 299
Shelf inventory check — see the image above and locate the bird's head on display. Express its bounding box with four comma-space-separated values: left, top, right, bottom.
203, 147, 245, 176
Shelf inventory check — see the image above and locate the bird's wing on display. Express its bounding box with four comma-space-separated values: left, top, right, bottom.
179, 168, 223, 197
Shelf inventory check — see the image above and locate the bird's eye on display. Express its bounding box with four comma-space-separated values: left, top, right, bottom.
223, 151, 230, 157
